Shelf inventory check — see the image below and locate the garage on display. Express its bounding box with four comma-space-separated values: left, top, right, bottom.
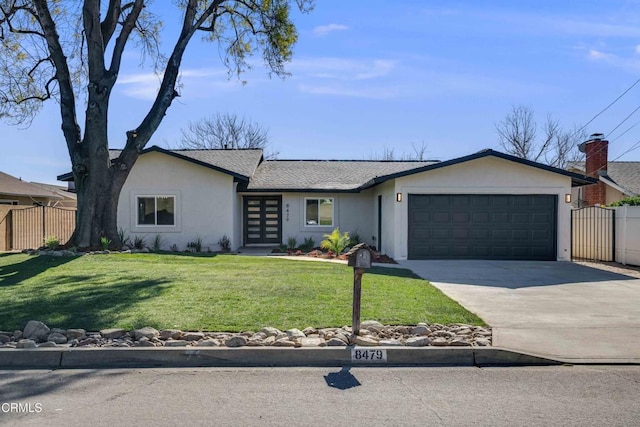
408, 194, 557, 260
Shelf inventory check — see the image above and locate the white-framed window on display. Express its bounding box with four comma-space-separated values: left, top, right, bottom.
305, 197, 334, 226
137, 195, 176, 226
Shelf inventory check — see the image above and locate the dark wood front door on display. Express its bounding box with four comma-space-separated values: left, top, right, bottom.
243, 196, 282, 244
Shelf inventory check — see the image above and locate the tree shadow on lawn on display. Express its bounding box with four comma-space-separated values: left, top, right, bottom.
0, 255, 76, 288
367, 266, 423, 280
0, 275, 171, 331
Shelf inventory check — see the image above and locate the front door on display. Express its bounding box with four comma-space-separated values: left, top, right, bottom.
243, 196, 282, 244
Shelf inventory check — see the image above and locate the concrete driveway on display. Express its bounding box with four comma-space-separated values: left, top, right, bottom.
399, 260, 640, 363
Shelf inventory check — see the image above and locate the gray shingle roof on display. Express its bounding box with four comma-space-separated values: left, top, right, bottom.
171, 149, 263, 178
0, 171, 61, 199
109, 147, 264, 179
567, 161, 640, 195
246, 160, 438, 191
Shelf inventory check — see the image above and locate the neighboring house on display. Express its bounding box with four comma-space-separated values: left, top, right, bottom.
30, 182, 78, 208
0, 171, 62, 206
58, 146, 595, 261
567, 135, 639, 207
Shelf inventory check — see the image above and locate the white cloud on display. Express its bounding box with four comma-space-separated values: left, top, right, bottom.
312, 24, 349, 37
588, 49, 615, 61
291, 57, 396, 81
116, 68, 230, 100
298, 83, 399, 100
585, 48, 640, 72
117, 72, 162, 99
635, 45, 640, 55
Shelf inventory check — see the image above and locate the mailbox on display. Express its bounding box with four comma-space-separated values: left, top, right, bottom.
347, 243, 374, 269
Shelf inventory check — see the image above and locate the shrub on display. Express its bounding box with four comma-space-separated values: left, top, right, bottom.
152, 234, 164, 252
187, 235, 203, 252
286, 236, 298, 250
300, 236, 315, 252
320, 228, 350, 256
609, 196, 640, 207
169, 244, 179, 252
118, 227, 131, 247
100, 236, 112, 251
349, 232, 362, 247
44, 235, 59, 251
218, 234, 231, 252
133, 235, 146, 250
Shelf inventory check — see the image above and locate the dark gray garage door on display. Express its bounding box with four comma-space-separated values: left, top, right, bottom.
408, 194, 557, 260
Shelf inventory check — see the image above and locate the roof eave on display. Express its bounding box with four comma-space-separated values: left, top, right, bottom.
600, 176, 637, 196
57, 146, 252, 183
360, 149, 598, 187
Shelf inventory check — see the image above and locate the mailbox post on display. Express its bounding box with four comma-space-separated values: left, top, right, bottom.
346, 243, 374, 339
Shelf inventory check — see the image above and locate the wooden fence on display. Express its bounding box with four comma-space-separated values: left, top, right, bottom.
0, 206, 76, 251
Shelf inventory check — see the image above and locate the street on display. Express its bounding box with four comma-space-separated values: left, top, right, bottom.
1, 366, 639, 426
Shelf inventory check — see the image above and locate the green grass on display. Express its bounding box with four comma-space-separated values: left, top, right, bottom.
0, 253, 484, 331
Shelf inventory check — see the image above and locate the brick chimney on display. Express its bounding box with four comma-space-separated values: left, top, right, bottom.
579, 133, 608, 206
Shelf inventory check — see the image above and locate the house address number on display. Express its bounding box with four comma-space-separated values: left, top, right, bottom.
351, 348, 387, 362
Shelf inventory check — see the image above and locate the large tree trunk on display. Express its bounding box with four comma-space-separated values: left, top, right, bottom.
71, 167, 124, 250
69, 132, 132, 250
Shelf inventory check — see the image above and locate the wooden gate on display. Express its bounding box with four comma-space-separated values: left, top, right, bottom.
571, 206, 615, 262
9, 206, 76, 250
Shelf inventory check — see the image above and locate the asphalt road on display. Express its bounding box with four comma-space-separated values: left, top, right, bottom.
1, 366, 639, 426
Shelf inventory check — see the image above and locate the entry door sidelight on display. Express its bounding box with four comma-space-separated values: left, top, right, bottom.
244, 196, 282, 244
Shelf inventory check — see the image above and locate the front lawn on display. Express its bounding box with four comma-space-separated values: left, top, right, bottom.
0, 253, 484, 331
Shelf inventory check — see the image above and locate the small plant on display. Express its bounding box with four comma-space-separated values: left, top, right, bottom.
218, 234, 231, 252
279, 244, 288, 253
349, 232, 362, 247
320, 228, 350, 256
300, 236, 315, 252
118, 227, 131, 247
286, 236, 298, 250
152, 234, 164, 252
133, 235, 146, 250
169, 244, 179, 252
187, 235, 203, 252
100, 236, 112, 251
44, 235, 59, 251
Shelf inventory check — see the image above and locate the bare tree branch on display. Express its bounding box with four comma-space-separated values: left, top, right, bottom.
495, 105, 584, 168
178, 113, 276, 158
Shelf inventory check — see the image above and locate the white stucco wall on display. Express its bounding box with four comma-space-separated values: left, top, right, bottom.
614, 205, 640, 266
277, 192, 375, 248
390, 156, 574, 261
117, 151, 238, 251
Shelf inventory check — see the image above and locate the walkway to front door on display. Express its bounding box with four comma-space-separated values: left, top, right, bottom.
243, 196, 282, 244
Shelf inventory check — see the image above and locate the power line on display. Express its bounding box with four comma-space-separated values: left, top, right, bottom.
611, 138, 640, 162
573, 75, 640, 139
606, 104, 640, 140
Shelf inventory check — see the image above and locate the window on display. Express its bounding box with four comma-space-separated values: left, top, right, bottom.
137, 196, 175, 226
0, 200, 18, 205
305, 198, 333, 226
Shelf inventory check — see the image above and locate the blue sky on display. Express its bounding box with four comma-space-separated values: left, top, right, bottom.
3, 0, 640, 184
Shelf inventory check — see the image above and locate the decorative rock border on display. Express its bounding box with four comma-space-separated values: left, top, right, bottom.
0, 320, 491, 349
21, 248, 151, 257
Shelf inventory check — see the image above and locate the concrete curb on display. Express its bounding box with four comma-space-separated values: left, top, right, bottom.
0, 347, 563, 369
